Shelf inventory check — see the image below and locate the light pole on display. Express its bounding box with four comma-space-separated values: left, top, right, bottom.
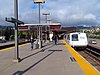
14, 0, 20, 62
42, 12, 50, 42
34, 0, 44, 48
47, 18, 52, 32
47, 18, 52, 23
6, 0, 24, 62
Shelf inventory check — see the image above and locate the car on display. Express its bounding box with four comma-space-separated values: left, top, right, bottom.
0, 39, 6, 43
90, 40, 97, 44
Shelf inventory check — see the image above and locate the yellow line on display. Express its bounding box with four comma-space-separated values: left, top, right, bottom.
0, 43, 30, 52
19, 43, 30, 47
62, 40, 100, 75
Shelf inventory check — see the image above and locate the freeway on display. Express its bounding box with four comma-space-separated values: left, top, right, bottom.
88, 38, 100, 48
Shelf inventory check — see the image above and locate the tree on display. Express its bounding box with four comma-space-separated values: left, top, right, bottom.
4, 27, 10, 40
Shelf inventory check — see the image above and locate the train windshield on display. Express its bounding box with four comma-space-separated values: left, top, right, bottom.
72, 34, 78, 41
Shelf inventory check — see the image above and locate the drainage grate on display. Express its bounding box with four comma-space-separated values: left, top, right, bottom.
70, 57, 76, 62
48, 50, 62, 51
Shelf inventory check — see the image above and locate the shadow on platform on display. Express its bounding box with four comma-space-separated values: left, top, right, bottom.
12, 48, 63, 75
12, 51, 54, 75
20, 45, 54, 62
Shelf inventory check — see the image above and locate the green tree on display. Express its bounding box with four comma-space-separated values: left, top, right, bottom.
4, 27, 10, 40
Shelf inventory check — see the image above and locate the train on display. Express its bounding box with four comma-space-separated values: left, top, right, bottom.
64, 32, 88, 49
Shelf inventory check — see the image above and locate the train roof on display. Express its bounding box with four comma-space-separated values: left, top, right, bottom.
71, 32, 84, 34
69, 32, 86, 34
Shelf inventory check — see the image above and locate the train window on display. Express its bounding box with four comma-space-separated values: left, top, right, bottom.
65, 35, 66, 38
72, 34, 78, 41
67, 35, 70, 40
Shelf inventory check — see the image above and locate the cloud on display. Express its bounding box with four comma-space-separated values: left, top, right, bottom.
64, 14, 98, 25
0, 0, 100, 26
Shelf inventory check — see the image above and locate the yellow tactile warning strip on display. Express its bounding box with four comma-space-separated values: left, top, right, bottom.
0, 43, 30, 52
62, 40, 100, 75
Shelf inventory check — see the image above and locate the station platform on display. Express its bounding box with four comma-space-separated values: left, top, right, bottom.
0, 40, 99, 75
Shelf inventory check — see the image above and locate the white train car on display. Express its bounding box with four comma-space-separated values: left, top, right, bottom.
64, 32, 88, 48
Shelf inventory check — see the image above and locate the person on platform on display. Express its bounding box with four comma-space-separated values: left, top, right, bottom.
52, 35, 57, 45
30, 34, 34, 50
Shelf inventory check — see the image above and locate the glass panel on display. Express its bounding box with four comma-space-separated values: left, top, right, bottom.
72, 34, 78, 41
67, 35, 70, 40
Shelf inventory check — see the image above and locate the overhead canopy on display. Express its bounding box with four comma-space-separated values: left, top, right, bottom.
20, 23, 61, 26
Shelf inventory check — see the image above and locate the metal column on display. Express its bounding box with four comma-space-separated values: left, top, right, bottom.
38, 3, 42, 48
13, 0, 20, 62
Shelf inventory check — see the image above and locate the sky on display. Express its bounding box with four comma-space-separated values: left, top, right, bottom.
0, 0, 100, 27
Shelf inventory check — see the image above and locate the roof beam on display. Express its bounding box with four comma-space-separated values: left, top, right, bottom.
19, 23, 61, 26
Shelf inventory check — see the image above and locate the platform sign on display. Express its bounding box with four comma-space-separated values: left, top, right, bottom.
18, 26, 30, 31
50, 25, 61, 30
34, 0, 45, 3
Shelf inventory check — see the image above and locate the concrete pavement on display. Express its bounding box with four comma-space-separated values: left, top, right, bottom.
0, 40, 85, 75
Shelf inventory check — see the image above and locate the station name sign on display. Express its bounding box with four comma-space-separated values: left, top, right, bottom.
50, 25, 61, 29
18, 26, 30, 31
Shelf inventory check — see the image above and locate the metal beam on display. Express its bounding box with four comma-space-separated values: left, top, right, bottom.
20, 23, 61, 26
5, 17, 24, 25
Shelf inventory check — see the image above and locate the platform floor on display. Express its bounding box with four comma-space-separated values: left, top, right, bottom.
0, 40, 87, 75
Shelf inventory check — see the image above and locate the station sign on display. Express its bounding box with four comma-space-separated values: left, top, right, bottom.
18, 26, 30, 31
50, 25, 61, 30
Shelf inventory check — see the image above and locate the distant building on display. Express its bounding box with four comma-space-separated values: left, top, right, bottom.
79, 26, 100, 33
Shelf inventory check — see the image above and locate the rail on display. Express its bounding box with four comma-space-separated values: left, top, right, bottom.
77, 45, 100, 71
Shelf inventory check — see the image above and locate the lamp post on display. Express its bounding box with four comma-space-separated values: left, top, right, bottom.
42, 12, 50, 42
34, 0, 44, 48
13, 0, 20, 62
47, 18, 52, 23
47, 18, 52, 33
5, 0, 24, 62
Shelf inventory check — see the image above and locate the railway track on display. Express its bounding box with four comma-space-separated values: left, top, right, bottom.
77, 45, 100, 72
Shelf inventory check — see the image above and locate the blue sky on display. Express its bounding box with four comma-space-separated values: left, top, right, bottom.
0, 0, 100, 26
